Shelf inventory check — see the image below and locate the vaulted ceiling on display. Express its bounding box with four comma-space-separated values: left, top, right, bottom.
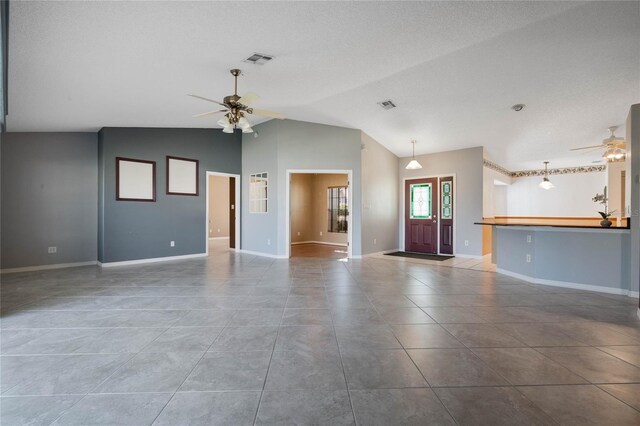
7, 1, 640, 169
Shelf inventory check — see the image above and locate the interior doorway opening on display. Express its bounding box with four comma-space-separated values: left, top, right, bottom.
206, 172, 240, 255
288, 171, 351, 259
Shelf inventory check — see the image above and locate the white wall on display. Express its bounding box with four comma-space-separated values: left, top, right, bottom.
483, 166, 512, 218
361, 132, 399, 255
500, 172, 607, 217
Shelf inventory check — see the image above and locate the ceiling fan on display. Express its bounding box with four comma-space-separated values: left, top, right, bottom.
570, 126, 626, 162
188, 69, 284, 134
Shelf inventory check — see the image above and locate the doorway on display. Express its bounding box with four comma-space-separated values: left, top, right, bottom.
206, 172, 240, 255
286, 170, 352, 259
404, 175, 454, 255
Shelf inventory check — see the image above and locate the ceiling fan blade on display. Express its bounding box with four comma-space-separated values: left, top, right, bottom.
250, 108, 285, 120
192, 109, 227, 118
570, 145, 605, 151
187, 94, 227, 107
238, 92, 260, 106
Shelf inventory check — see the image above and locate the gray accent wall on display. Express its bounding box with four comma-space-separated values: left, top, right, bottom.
98, 127, 240, 263
398, 146, 484, 257
361, 132, 399, 255
1, 132, 98, 269
242, 119, 362, 257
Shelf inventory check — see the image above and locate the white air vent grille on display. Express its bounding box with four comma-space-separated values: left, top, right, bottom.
243, 53, 274, 65
378, 100, 396, 110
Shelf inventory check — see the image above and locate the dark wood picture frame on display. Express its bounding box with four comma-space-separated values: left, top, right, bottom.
166, 156, 199, 196
116, 157, 156, 202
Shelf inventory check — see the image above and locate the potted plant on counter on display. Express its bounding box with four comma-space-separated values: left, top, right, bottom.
592, 186, 615, 227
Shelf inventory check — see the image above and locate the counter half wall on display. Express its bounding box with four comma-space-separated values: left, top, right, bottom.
486, 225, 635, 297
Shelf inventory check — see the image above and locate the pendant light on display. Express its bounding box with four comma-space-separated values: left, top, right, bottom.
539, 161, 554, 189
405, 140, 422, 170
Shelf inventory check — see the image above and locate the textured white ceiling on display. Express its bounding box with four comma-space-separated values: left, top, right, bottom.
7, 1, 640, 169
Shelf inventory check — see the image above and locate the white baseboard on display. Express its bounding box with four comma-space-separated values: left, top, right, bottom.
454, 253, 483, 259
1, 261, 98, 274
497, 268, 637, 297
362, 248, 400, 258
209, 236, 230, 240
291, 241, 348, 247
238, 249, 288, 259
99, 253, 207, 267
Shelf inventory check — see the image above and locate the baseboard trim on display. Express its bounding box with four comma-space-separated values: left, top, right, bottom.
99, 253, 207, 268
1, 261, 98, 274
362, 248, 401, 258
454, 253, 483, 259
238, 249, 289, 259
291, 241, 348, 247
497, 268, 636, 297
209, 236, 230, 240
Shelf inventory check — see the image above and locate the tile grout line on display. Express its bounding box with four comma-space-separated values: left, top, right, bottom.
327, 262, 359, 426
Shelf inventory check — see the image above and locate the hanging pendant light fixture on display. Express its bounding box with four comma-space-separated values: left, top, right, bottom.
405, 140, 423, 170
539, 161, 554, 190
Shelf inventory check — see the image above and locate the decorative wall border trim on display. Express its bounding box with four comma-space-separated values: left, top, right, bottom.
483, 159, 512, 177
483, 159, 606, 178
512, 165, 606, 177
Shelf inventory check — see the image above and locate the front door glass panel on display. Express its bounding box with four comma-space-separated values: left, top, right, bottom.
410, 183, 432, 219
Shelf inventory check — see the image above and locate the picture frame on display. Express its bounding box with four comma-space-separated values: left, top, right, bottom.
116, 157, 156, 202
166, 156, 199, 196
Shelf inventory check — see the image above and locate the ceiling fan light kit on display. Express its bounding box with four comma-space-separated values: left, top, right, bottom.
539, 161, 554, 189
405, 140, 423, 170
188, 68, 284, 134
570, 126, 626, 162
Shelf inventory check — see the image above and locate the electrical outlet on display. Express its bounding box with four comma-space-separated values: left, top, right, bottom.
526, 235, 532, 243
464, 240, 469, 247
297, 231, 301, 236
267, 239, 271, 246
374, 238, 377, 245
217, 228, 220, 233
526, 254, 531, 263
47, 246, 57, 254
170, 241, 175, 247
319, 231, 323, 236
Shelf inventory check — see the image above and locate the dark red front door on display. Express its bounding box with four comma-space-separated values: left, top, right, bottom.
405, 178, 438, 253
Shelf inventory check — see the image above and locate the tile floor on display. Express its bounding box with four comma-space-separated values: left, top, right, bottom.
1, 241, 639, 425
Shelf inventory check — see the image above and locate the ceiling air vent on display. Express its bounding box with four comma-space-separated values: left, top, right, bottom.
378, 99, 396, 110
243, 53, 274, 65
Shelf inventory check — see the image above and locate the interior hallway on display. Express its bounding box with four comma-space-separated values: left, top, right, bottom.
1, 252, 639, 425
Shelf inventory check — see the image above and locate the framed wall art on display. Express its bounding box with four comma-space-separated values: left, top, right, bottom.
166, 156, 199, 196
116, 157, 156, 202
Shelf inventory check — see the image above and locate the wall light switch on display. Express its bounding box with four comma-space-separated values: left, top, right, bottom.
526, 235, 532, 243
297, 232, 301, 236
170, 241, 175, 247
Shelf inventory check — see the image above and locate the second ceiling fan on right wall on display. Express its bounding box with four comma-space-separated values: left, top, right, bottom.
571, 126, 626, 162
